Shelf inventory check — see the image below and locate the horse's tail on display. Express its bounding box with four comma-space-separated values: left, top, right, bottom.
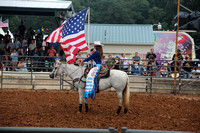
123, 74, 130, 113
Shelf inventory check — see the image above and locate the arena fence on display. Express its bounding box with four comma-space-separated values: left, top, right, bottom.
121, 127, 193, 133
0, 55, 200, 94
0, 127, 118, 133
0, 127, 193, 133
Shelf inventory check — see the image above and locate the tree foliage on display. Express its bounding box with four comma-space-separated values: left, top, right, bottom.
0, 0, 199, 33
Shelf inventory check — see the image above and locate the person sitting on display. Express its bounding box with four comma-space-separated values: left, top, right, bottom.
16, 58, 28, 72
82, 41, 104, 99
54, 53, 61, 67
160, 64, 169, 77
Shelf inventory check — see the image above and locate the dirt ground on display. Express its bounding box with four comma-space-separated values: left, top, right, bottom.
0, 90, 200, 132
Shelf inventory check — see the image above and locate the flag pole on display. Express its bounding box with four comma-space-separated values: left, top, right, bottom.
87, 7, 90, 52
7, 19, 9, 30
174, 0, 180, 95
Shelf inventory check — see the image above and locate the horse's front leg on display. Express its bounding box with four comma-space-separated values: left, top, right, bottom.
78, 87, 84, 112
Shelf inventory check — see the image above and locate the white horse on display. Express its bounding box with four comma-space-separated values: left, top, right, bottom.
50, 62, 130, 114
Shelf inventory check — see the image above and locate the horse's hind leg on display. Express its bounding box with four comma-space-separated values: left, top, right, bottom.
116, 91, 123, 114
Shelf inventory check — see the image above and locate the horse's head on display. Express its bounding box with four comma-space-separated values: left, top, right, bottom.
49, 61, 62, 79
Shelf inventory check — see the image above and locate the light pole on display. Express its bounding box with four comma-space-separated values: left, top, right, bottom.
153, 22, 162, 30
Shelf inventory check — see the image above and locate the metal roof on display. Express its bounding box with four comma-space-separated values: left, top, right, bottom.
0, 0, 74, 16
85, 24, 154, 45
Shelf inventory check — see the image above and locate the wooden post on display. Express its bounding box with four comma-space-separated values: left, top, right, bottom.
174, 0, 181, 95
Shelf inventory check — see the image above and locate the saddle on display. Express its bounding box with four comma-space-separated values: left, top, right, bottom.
84, 67, 110, 93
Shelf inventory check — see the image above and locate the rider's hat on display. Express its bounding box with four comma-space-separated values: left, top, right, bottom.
93, 41, 104, 46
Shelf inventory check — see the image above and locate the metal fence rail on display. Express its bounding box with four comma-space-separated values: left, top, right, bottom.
0, 127, 118, 133
0, 127, 194, 133
121, 127, 194, 133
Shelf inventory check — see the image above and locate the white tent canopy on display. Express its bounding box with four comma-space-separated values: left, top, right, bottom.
0, 28, 5, 36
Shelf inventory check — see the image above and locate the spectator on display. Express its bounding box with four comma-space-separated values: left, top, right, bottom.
101, 55, 107, 70
18, 21, 26, 38
111, 56, 120, 70
182, 57, 192, 78
39, 47, 46, 72
47, 45, 57, 67
106, 55, 115, 70
10, 49, 18, 71
132, 52, 141, 75
54, 53, 61, 63
32, 48, 39, 71
14, 31, 20, 39
18, 48, 26, 61
37, 29, 44, 41
75, 58, 83, 66
9, 39, 15, 50
0, 39, 5, 55
160, 63, 169, 77
26, 28, 34, 46
36, 36, 42, 50
191, 59, 200, 78
4, 31, 11, 44
3, 43, 11, 70
16, 58, 28, 72
141, 62, 148, 76
22, 35, 28, 47
148, 58, 159, 76
20, 42, 27, 55
44, 42, 50, 53
171, 49, 183, 72
146, 48, 156, 71
14, 37, 21, 50
76, 51, 84, 59
146, 48, 156, 60
28, 39, 36, 55
120, 53, 129, 73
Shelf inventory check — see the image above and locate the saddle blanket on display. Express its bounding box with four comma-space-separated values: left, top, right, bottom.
84, 64, 101, 99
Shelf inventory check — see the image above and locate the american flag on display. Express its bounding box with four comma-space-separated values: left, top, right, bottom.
46, 24, 63, 43
61, 8, 88, 64
0, 19, 9, 28
46, 8, 88, 64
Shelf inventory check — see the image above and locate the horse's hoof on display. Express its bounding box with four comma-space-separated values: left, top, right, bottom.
85, 104, 88, 112
116, 106, 121, 114
124, 108, 128, 114
79, 104, 82, 112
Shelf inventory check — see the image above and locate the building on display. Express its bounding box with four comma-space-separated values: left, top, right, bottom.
84, 24, 154, 59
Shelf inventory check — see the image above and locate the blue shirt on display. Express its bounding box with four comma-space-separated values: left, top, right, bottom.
83, 51, 102, 64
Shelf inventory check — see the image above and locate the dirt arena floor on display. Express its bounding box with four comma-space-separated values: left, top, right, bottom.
0, 90, 200, 132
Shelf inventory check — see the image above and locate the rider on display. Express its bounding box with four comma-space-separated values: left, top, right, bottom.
83, 41, 104, 99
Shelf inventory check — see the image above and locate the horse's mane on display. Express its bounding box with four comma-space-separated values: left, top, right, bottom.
61, 62, 85, 70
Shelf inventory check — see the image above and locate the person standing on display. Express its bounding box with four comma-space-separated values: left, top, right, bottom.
120, 53, 129, 73
3, 43, 11, 71
132, 52, 141, 75
10, 49, 18, 71
106, 55, 115, 70
111, 56, 120, 70
47, 45, 57, 67
146, 48, 156, 60
0, 39, 5, 55
18, 21, 26, 38
171, 49, 183, 72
